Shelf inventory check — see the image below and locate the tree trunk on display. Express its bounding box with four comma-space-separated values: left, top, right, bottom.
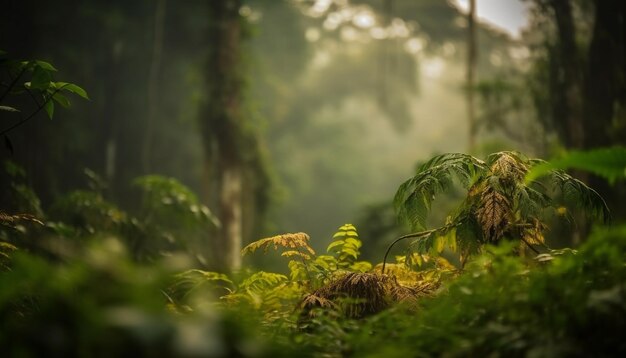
583, 0, 626, 218
201, 0, 244, 271
549, 0, 585, 149
143, 0, 167, 173
467, 0, 477, 151
583, 0, 625, 149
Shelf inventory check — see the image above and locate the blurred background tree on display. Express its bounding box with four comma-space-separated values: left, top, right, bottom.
1, 0, 624, 267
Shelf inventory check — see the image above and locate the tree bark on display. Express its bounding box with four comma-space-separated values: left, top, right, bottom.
582, 0, 626, 218
201, 0, 244, 271
549, 0, 584, 149
467, 0, 477, 151
583, 0, 625, 149
143, 0, 167, 173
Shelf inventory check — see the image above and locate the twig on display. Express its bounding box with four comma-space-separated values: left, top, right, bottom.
520, 236, 540, 255
381, 229, 436, 275
0, 67, 26, 103
0, 84, 69, 137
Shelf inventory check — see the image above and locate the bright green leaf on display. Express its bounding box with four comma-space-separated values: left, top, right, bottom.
44, 100, 54, 119
31, 66, 52, 90
52, 92, 71, 108
35, 60, 57, 71
56, 82, 89, 100
342, 247, 359, 259
525, 147, 626, 184
327, 240, 345, 252
344, 237, 362, 249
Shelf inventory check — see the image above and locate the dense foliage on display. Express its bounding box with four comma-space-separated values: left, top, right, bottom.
2, 1, 626, 356
1, 145, 625, 356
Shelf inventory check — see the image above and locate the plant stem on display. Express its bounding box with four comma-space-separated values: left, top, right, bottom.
0, 67, 26, 103
0, 85, 67, 137
520, 236, 540, 255
382, 229, 436, 275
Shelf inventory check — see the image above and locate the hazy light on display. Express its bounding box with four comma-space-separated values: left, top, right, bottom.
340, 26, 359, 41
323, 12, 342, 30
509, 46, 530, 60
489, 51, 503, 66
390, 18, 410, 38
454, 0, 528, 38
442, 42, 456, 56
404, 37, 425, 54
311, 50, 331, 69
312, 0, 332, 14
305, 27, 321, 42
422, 57, 445, 79
352, 9, 375, 29
369, 26, 387, 40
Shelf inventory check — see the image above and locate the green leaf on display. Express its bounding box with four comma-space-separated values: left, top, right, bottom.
44, 100, 54, 119
0, 105, 19, 113
434, 235, 446, 253
35, 60, 57, 71
327, 240, 345, 252
30, 66, 52, 90
342, 247, 359, 259
344, 237, 361, 249
394, 153, 487, 230
56, 82, 89, 100
525, 147, 626, 184
52, 92, 71, 108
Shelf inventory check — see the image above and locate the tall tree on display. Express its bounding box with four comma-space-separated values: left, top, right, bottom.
200, 0, 246, 270
467, 0, 477, 151
548, 0, 584, 149
143, 0, 167, 173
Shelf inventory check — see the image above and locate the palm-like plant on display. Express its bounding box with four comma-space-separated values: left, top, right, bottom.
392, 151, 609, 264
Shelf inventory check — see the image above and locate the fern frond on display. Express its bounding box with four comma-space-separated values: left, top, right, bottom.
327, 224, 364, 267
170, 269, 233, 299
281, 250, 312, 260
242, 232, 315, 256
475, 186, 511, 242
394, 153, 486, 230
514, 182, 551, 218
551, 171, 610, 223
525, 147, 626, 184
487, 151, 529, 183
240, 271, 288, 293
0, 211, 44, 227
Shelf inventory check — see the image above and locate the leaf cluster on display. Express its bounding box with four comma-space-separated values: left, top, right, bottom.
394, 151, 610, 261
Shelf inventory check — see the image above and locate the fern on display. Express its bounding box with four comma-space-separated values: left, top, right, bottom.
327, 224, 371, 272
550, 170, 610, 223
394, 153, 486, 230
0, 241, 17, 269
525, 146, 626, 184
242, 232, 315, 257
393, 151, 610, 261
170, 269, 233, 299
475, 186, 511, 242
240, 271, 288, 293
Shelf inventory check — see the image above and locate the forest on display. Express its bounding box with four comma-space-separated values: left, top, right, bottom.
1, 0, 625, 356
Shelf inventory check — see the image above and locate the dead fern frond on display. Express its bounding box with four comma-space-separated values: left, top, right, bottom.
300, 293, 336, 311
242, 232, 315, 257
300, 272, 388, 319
489, 152, 528, 183
0, 211, 44, 227
475, 187, 511, 242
